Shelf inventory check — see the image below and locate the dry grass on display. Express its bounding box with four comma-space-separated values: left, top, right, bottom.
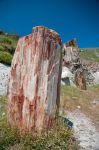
60, 85, 99, 131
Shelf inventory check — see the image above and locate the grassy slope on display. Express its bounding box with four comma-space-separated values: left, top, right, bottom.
60, 84, 99, 110
0, 33, 18, 65
79, 48, 99, 62
60, 85, 99, 130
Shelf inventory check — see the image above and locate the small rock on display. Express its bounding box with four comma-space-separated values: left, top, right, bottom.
77, 106, 81, 109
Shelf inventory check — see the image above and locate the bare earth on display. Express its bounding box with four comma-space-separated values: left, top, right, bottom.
60, 87, 99, 150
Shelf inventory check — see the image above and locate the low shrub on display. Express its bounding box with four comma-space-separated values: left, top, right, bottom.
0, 51, 13, 65
0, 46, 5, 51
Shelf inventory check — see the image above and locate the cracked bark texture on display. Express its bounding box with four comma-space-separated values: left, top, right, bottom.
8, 26, 62, 133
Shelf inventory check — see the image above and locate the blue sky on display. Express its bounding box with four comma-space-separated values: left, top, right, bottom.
0, 0, 99, 47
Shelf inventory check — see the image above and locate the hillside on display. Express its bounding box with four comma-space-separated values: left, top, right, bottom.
0, 31, 19, 65
79, 48, 99, 62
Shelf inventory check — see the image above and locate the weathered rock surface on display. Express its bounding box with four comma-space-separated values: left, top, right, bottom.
63, 39, 86, 89
63, 40, 80, 72
65, 38, 77, 48
61, 66, 74, 86
0, 63, 10, 96
74, 68, 86, 90
8, 26, 62, 133
81, 59, 99, 85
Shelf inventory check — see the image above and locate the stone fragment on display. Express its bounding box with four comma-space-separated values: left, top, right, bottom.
63, 39, 86, 89
65, 38, 77, 48
75, 68, 86, 90
63, 43, 80, 69
8, 26, 62, 133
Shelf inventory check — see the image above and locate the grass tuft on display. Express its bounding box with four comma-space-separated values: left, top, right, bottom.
0, 51, 13, 65
0, 33, 18, 65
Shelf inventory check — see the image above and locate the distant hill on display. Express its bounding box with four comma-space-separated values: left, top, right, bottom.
79, 48, 99, 62
0, 30, 19, 65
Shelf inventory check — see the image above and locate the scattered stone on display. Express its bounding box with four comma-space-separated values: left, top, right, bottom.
63, 117, 73, 128
77, 106, 81, 109
91, 99, 99, 107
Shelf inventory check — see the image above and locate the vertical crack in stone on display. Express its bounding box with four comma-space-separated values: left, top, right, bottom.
8, 26, 62, 134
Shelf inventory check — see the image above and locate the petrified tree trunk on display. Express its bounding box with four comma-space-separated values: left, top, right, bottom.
75, 69, 86, 90
63, 39, 86, 89
8, 26, 62, 133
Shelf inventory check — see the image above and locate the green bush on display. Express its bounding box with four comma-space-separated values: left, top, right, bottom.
0, 32, 18, 65
0, 45, 5, 51
0, 36, 13, 44
0, 51, 13, 65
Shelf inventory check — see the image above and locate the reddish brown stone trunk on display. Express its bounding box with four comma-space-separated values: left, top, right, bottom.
8, 26, 62, 133
75, 69, 86, 90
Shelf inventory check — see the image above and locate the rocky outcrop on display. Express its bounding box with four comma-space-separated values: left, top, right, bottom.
63, 39, 86, 89
8, 26, 62, 134
81, 59, 99, 85
63, 46, 80, 70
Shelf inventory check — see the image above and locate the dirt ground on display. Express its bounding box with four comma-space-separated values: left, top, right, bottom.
60, 85, 99, 150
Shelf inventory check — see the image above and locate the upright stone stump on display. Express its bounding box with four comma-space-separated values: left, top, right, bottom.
63, 39, 86, 89
8, 26, 62, 133
75, 69, 86, 90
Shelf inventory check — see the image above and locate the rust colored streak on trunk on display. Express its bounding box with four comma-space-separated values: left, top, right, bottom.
8, 26, 62, 134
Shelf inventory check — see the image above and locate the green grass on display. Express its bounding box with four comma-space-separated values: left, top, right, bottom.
79, 48, 99, 62
87, 84, 99, 92
61, 84, 99, 100
0, 51, 13, 65
0, 33, 18, 65
0, 35, 18, 46
0, 36, 13, 44
0, 46, 5, 51
60, 84, 99, 123
61, 85, 83, 98
60, 85, 98, 109
0, 96, 78, 150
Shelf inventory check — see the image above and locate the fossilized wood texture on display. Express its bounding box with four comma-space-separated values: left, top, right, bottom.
63, 46, 80, 66
8, 26, 62, 133
65, 39, 77, 48
63, 42, 86, 90
75, 69, 86, 90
